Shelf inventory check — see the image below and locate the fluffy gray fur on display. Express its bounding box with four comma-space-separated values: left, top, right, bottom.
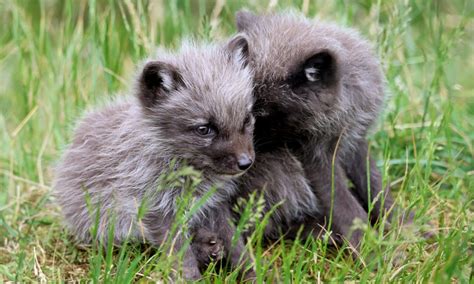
234, 10, 396, 248
53, 37, 255, 279
236, 148, 318, 241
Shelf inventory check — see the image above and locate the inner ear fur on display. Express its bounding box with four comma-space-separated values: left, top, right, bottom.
226, 34, 250, 67
137, 61, 183, 108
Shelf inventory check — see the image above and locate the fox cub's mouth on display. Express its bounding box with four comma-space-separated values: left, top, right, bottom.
218, 171, 248, 178
211, 153, 254, 178
215, 163, 254, 178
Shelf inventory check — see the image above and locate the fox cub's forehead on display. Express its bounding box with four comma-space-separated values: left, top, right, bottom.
245, 15, 319, 79
183, 50, 251, 85
183, 63, 252, 98
177, 48, 254, 109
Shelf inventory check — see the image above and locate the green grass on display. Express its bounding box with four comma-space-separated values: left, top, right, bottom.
1, 0, 473, 282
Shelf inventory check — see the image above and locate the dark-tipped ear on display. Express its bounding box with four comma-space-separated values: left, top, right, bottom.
138, 61, 183, 108
235, 10, 258, 32
302, 50, 339, 87
227, 34, 250, 67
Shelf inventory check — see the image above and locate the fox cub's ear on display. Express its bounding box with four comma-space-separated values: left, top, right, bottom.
138, 61, 183, 108
235, 10, 258, 32
226, 34, 250, 67
302, 50, 339, 88
289, 50, 340, 91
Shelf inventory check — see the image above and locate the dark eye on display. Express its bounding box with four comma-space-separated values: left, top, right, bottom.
195, 124, 216, 137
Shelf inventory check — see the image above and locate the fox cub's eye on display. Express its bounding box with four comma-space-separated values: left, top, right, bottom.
195, 124, 216, 137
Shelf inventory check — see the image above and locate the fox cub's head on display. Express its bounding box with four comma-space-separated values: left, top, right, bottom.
137, 36, 255, 178
236, 11, 384, 139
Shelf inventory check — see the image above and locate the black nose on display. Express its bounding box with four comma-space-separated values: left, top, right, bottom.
237, 154, 253, 171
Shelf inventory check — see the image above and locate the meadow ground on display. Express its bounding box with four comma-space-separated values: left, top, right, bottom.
0, 0, 473, 282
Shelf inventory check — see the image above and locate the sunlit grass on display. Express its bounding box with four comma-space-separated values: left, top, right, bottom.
0, 0, 472, 282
